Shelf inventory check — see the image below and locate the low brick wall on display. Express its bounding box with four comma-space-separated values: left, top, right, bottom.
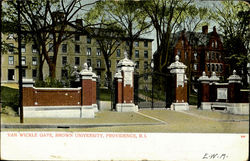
33, 88, 81, 106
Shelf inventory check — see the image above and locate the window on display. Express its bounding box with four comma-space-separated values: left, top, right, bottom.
97, 48, 101, 56
135, 50, 139, 58
144, 41, 148, 47
49, 43, 53, 52
206, 52, 209, 60
61, 69, 68, 78
108, 60, 111, 67
49, 56, 53, 61
32, 69, 37, 78
8, 69, 15, 80
75, 45, 80, 53
135, 61, 139, 69
220, 64, 223, 72
194, 52, 197, 60
194, 64, 197, 71
215, 53, 219, 60
75, 57, 80, 66
181, 40, 184, 47
87, 59, 91, 67
185, 52, 188, 59
212, 41, 215, 48
21, 44, 26, 53
116, 60, 120, 67
134, 41, 139, 47
32, 57, 37, 66
207, 64, 210, 71
8, 56, 14, 65
144, 51, 148, 58
212, 64, 215, 71
144, 61, 148, 70
116, 49, 121, 57
75, 34, 80, 41
177, 50, 181, 58
21, 56, 26, 65
8, 43, 14, 53
87, 36, 91, 44
22, 69, 26, 78
211, 52, 214, 60
62, 56, 67, 65
87, 48, 91, 55
96, 59, 101, 68
215, 41, 218, 48
62, 44, 67, 53
32, 44, 37, 53
216, 64, 219, 71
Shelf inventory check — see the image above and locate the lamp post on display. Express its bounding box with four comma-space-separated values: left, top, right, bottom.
17, 0, 24, 123
151, 60, 154, 110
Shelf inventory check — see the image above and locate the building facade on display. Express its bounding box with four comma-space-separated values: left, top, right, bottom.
173, 25, 228, 82
1, 31, 153, 85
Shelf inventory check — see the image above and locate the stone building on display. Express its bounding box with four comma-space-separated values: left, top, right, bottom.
1, 28, 153, 85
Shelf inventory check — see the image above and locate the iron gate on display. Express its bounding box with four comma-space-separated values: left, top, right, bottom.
134, 72, 174, 109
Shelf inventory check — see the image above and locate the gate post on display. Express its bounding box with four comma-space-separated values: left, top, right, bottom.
168, 55, 189, 110
198, 72, 211, 109
79, 63, 97, 118
114, 52, 138, 112
228, 70, 242, 103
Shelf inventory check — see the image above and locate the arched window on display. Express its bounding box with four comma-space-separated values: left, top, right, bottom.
207, 64, 210, 71
212, 64, 215, 71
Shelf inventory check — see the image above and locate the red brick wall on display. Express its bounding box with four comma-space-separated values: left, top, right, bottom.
23, 87, 34, 106
33, 88, 81, 106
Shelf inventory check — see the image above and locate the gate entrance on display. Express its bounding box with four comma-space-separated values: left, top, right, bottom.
134, 72, 174, 109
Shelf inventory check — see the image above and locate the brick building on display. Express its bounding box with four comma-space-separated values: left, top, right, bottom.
1, 25, 153, 85
173, 25, 228, 82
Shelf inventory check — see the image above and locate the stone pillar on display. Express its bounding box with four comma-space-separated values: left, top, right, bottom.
209, 72, 220, 102
22, 79, 35, 106
228, 70, 242, 103
79, 63, 96, 118
91, 68, 98, 112
198, 72, 211, 110
168, 55, 189, 110
114, 71, 123, 104
114, 51, 138, 112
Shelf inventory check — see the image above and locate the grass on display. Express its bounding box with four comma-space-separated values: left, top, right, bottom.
1, 86, 19, 113
99, 88, 112, 101
189, 94, 198, 105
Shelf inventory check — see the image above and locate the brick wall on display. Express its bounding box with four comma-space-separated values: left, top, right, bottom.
23, 87, 81, 106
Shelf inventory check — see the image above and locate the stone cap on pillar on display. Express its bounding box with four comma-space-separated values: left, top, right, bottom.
168, 55, 187, 74
228, 70, 242, 83
210, 72, 220, 82
198, 71, 210, 83
80, 63, 94, 80
23, 79, 35, 87
117, 51, 135, 68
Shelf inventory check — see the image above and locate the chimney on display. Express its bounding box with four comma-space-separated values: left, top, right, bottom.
202, 25, 208, 34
